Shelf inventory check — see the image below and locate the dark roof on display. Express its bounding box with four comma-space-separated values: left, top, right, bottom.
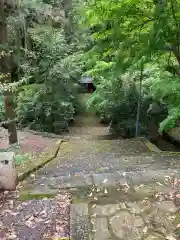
80, 76, 92, 84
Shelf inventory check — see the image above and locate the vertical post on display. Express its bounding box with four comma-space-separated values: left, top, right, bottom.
135, 61, 144, 138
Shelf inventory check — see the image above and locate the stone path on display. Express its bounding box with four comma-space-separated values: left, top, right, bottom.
20, 95, 180, 239
71, 197, 178, 240
21, 135, 180, 239
21, 138, 180, 193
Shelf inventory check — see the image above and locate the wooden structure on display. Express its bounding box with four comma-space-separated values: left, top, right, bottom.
80, 76, 96, 93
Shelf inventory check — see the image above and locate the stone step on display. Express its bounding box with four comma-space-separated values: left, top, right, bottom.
35, 151, 180, 180
21, 168, 180, 195
70, 203, 90, 240
70, 198, 178, 240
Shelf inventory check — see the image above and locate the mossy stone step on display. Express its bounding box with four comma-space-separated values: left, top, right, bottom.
19, 191, 58, 200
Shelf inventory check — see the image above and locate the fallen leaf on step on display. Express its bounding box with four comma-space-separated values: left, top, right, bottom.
7, 233, 17, 239
10, 212, 18, 216
103, 178, 108, 184
176, 223, 180, 228
165, 176, 171, 180
25, 220, 36, 228
91, 219, 95, 225
35, 218, 44, 223
143, 226, 148, 234
104, 188, 108, 194
165, 235, 176, 240
156, 182, 164, 186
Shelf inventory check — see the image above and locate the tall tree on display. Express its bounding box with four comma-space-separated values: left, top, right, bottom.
0, 0, 18, 145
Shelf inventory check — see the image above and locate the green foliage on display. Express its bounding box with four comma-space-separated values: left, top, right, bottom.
0, 0, 86, 135
2, 0, 180, 137
79, 0, 180, 135
17, 83, 75, 132
16, 25, 84, 133
14, 153, 31, 165
86, 62, 150, 137
142, 63, 180, 132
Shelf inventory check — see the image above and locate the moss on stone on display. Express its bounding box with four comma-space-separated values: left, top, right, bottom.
19, 191, 57, 200
17, 139, 64, 182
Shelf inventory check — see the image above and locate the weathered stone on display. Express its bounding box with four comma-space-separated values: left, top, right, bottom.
126, 202, 141, 214
145, 232, 165, 240
70, 203, 90, 240
93, 173, 116, 187
92, 218, 110, 240
92, 204, 120, 216
0, 152, 18, 190
148, 209, 173, 233
155, 201, 177, 214
70, 216, 90, 240
156, 226, 167, 235
138, 200, 153, 217
134, 185, 157, 198
71, 203, 88, 217
48, 173, 92, 188
110, 211, 144, 239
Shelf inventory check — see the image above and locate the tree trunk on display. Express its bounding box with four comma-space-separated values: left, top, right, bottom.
4, 91, 18, 144
135, 61, 144, 137
62, 0, 73, 43
0, 0, 18, 145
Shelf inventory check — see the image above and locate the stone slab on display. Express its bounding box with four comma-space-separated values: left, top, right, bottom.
71, 203, 88, 217
48, 173, 92, 189
92, 204, 120, 217
70, 203, 90, 240
92, 217, 110, 240
118, 169, 179, 186
110, 211, 144, 239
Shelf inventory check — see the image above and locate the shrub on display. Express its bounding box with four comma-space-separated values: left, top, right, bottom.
16, 84, 75, 133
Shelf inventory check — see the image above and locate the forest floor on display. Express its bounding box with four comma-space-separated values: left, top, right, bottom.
0, 127, 70, 239
0, 126, 58, 156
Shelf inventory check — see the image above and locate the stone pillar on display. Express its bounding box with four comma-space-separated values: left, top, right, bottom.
0, 152, 18, 190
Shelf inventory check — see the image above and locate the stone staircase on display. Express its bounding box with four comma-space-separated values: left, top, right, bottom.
20, 135, 180, 240
20, 90, 180, 240
69, 148, 180, 240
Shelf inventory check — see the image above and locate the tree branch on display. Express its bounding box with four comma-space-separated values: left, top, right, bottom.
129, 18, 157, 31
